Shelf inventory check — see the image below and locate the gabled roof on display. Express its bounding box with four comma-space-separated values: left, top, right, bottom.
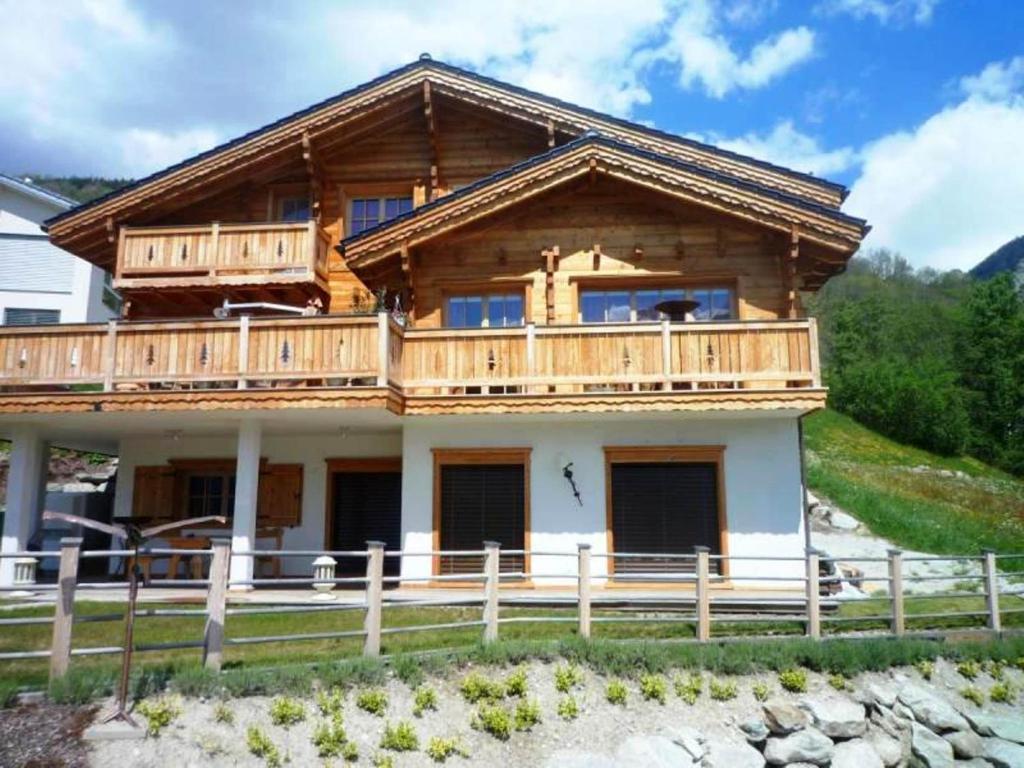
46, 56, 849, 244
0, 174, 76, 210
339, 134, 868, 270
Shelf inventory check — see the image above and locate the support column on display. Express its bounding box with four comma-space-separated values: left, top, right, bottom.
1, 426, 47, 586
229, 421, 261, 589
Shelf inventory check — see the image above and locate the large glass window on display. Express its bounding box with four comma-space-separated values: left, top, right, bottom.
446, 293, 524, 328
580, 286, 734, 322
349, 196, 413, 235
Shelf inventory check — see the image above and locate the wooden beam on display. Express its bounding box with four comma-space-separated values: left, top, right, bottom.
788, 225, 800, 319
544, 246, 559, 324
301, 131, 326, 222
546, 119, 556, 149
423, 81, 443, 200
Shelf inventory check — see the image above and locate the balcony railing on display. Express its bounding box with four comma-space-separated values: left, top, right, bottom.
0, 315, 819, 401
114, 220, 330, 288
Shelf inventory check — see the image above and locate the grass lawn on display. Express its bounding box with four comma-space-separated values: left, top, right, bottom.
804, 409, 1024, 564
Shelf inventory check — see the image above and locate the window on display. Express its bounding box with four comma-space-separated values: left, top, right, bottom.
185, 473, 236, 519
278, 196, 311, 222
445, 293, 524, 328
580, 286, 735, 322
3, 308, 60, 326
349, 196, 413, 235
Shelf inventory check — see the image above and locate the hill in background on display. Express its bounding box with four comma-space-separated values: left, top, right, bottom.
19, 175, 132, 205
971, 234, 1024, 281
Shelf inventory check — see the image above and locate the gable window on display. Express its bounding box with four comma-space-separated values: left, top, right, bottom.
277, 196, 311, 222
580, 286, 735, 323
445, 293, 524, 328
3, 308, 60, 326
349, 196, 413, 235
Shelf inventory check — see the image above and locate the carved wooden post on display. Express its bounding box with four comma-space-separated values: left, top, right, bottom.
983, 549, 1001, 633
377, 312, 389, 387
237, 314, 250, 390
577, 543, 591, 639
805, 548, 821, 639
888, 549, 904, 636
102, 320, 118, 391
363, 541, 384, 656
203, 538, 231, 671
483, 541, 500, 644
695, 546, 711, 642
49, 537, 82, 682
525, 323, 536, 394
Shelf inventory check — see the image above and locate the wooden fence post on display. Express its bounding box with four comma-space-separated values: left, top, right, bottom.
203, 538, 231, 671
363, 541, 384, 656
577, 543, 591, 639
888, 549, 904, 636
49, 537, 82, 682
661, 318, 672, 390
983, 549, 1001, 633
805, 548, 821, 639
377, 312, 390, 387
483, 541, 500, 644
695, 546, 710, 642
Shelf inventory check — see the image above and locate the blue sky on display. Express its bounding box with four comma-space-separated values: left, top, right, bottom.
1, 0, 1022, 271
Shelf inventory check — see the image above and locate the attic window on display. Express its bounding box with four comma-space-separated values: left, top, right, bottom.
349, 196, 413, 235
278, 196, 311, 222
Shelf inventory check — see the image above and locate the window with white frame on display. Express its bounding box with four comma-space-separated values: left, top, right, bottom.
348, 196, 413, 235
445, 292, 524, 328
579, 286, 735, 323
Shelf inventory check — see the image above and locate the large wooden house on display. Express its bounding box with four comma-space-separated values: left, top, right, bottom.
0, 56, 867, 587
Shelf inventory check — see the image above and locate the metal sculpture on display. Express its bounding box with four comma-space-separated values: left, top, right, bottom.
41, 511, 226, 725
562, 462, 583, 506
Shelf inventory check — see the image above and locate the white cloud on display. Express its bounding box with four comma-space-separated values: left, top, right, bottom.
816, 0, 939, 25
959, 56, 1024, 101
694, 121, 858, 176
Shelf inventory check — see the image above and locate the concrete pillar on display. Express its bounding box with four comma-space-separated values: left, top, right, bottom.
229, 420, 261, 589
1, 426, 48, 586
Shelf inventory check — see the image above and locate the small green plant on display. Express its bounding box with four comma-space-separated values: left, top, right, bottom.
317, 687, 344, 717
957, 660, 982, 681
984, 659, 1006, 681
828, 673, 848, 691
472, 703, 512, 740
246, 726, 282, 768
269, 696, 306, 727
460, 672, 505, 703
606, 679, 628, 705
313, 715, 349, 758
557, 695, 579, 720
213, 701, 234, 725
136, 695, 182, 736
778, 668, 808, 693
504, 667, 528, 698
990, 681, 1017, 704
640, 673, 668, 704
197, 733, 227, 757
709, 678, 738, 701
425, 736, 469, 762
554, 663, 584, 693
340, 740, 359, 763
752, 680, 771, 702
514, 699, 542, 731
674, 673, 702, 705
357, 688, 389, 716
960, 686, 985, 706
1015, 656, 1024, 672
372, 754, 395, 768
916, 659, 935, 680
413, 685, 439, 717
380, 720, 419, 752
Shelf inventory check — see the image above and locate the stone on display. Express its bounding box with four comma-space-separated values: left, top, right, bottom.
740, 719, 770, 744
614, 735, 697, 767
832, 739, 885, 768
763, 699, 810, 734
983, 737, 1024, 768
965, 712, 1024, 744
829, 510, 861, 530
542, 750, 615, 768
867, 724, 910, 767
806, 490, 821, 508
763, 728, 834, 766
702, 739, 765, 768
660, 725, 705, 760
912, 722, 956, 768
873, 705, 913, 740
894, 701, 917, 722
953, 760, 995, 768
946, 729, 986, 759
83, 721, 147, 741
865, 681, 902, 709
801, 695, 868, 739
899, 684, 971, 732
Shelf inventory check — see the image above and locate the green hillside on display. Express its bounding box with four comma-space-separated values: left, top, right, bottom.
804, 409, 1024, 563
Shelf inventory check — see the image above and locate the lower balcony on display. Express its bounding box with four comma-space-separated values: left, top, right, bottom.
0, 315, 823, 415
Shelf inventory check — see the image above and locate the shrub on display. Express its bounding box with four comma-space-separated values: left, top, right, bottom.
752, 681, 771, 702
557, 695, 579, 720
640, 673, 668, 704
246, 726, 282, 768
1015, 656, 1024, 672
413, 686, 439, 717
605, 679, 628, 706
554, 663, 584, 693
269, 696, 306, 727
380, 720, 419, 752
828, 673, 848, 691
960, 686, 985, 706
460, 672, 505, 703
425, 736, 469, 762
778, 668, 807, 693
504, 667, 528, 698
915, 660, 934, 681
136, 696, 182, 736
317, 687, 344, 717
709, 678, 738, 701
372, 754, 395, 768
312, 715, 349, 758
514, 699, 542, 731
984, 659, 1006, 681
472, 703, 512, 740
213, 701, 234, 725
356, 688, 389, 716
957, 660, 981, 681
674, 673, 703, 705
990, 681, 1017, 704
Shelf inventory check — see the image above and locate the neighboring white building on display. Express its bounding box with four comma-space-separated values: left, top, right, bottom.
0, 174, 116, 325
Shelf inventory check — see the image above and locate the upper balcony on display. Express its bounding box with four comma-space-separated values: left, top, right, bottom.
0, 315, 823, 416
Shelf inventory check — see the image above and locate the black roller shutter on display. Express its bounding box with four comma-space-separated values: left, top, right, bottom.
332, 471, 402, 576
610, 461, 720, 576
439, 464, 525, 575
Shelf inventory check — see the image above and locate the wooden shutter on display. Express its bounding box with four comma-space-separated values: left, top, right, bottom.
610, 461, 720, 575
257, 464, 303, 527
439, 464, 524, 575
131, 466, 175, 520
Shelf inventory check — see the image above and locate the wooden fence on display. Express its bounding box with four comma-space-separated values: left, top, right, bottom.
1, 542, 1021, 686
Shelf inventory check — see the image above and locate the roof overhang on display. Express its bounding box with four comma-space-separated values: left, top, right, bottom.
339, 136, 868, 271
